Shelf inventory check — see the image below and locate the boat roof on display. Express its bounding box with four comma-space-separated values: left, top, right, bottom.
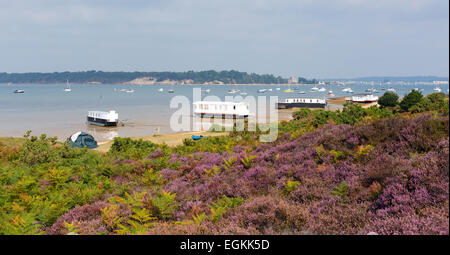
88, 110, 116, 114
284, 98, 326, 100
193, 101, 248, 105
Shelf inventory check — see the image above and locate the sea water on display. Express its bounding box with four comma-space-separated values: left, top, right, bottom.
0, 83, 448, 141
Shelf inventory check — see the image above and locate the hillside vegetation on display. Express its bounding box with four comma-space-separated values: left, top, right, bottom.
0, 70, 317, 84
0, 92, 448, 235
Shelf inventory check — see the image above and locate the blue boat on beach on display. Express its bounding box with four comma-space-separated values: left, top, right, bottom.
192, 135, 203, 140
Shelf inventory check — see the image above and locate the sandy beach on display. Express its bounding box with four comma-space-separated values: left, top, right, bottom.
94, 130, 229, 152
326, 96, 379, 109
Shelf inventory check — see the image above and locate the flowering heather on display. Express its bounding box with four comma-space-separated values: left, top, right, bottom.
0, 111, 448, 235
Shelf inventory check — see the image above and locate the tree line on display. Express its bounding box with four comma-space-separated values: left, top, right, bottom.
0, 70, 317, 84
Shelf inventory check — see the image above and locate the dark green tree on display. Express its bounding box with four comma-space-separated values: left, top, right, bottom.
400, 90, 423, 112
378, 91, 399, 108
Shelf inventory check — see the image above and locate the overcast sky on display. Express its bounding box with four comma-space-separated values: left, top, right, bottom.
0, 0, 448, 78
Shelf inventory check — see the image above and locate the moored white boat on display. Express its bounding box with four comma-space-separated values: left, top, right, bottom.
342, 88, 353, 93
351, 94, 379, 103
310, 86, 319, 92
64, 79, 71, 92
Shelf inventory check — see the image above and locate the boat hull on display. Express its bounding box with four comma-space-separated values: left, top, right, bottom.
87, 117, 118, 127
276, 102, 326, 109
351, 100, 378, 103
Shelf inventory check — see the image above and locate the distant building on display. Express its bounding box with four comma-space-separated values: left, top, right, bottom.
288, 76, 298, 84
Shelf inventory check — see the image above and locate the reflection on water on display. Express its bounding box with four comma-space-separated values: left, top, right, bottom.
86, 125, 119, 141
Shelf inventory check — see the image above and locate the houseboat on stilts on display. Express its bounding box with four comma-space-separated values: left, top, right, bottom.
193, 101, 250, 119
276, 98, 327, 109
87, 110, 119, 127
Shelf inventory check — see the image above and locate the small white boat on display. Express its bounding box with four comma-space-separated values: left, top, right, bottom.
168, 89, 175, 93
298, 91, 307, 94
64, 79, 71, 92
276, 88, 281, 91
257, 89, 267, 93
318, 87, 326, 92
326, 91, 335, 97
202, 89, 211, 93
125, 89, 134, 93
158, 88, 164, 92
434, 87, 442, 92
119, 89, 127, 92
240, 92, 248, 96
228, 89, 240, 94
268, 88, 273, 92
310, 86, 319, 92
14, 89, 24, 93
342, 87, 352, 92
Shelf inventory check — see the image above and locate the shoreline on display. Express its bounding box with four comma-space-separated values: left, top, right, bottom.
1, 103, 384, 151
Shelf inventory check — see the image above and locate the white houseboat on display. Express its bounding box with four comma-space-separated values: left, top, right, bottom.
350, 94, 379, 103
193, 101, 250, 118
87, 110, 119, 127
276, 98, 327, 109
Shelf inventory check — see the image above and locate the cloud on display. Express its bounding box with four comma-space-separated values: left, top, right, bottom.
0, 0, 448, 78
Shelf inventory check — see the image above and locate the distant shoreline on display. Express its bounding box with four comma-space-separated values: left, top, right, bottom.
0, 82, 314, 86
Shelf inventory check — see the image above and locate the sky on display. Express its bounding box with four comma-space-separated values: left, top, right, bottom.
0, 0, 448, 79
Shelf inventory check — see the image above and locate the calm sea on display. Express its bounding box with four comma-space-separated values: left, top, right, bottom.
0, 83, 448, 141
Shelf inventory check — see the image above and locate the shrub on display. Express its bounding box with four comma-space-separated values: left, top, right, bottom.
400, 90, 423, 112
293, 108, 312, 120
378, 91, 399, 108
109, 137, 157, 159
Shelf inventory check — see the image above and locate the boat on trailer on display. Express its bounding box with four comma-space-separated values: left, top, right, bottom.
87, 110, 119, 127
276, 98, 327, 109
193, 101, 250, 119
